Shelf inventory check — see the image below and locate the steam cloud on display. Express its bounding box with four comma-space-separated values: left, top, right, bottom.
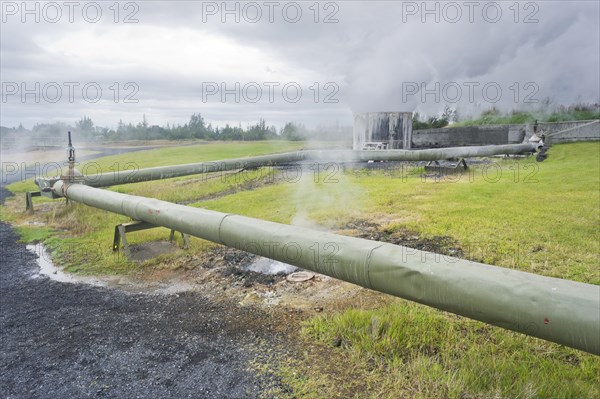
1, 1, 598, 128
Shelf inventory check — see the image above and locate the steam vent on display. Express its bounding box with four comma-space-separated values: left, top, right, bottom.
353, 112, 413, 150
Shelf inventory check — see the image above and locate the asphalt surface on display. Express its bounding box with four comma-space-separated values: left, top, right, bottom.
0, 220, 268, 398
0, 150, 278, 398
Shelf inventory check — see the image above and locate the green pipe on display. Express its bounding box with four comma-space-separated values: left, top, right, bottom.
51, 180, 599, 355
82, 143, 539, 187
83, 151, 306, 187
317, 143, 539, 162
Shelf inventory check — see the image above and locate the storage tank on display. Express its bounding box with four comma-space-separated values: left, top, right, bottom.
353, 112, 413, 150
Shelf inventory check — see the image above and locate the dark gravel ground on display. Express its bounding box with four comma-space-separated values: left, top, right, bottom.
0, 180, 281, 398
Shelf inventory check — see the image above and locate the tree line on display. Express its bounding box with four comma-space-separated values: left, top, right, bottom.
1, 113, 347, 143
3, 104, 596, 145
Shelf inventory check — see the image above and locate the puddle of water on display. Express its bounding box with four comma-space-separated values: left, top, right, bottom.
244, 257, 298, 275
26, 243, 105, 286
153, 281, 196, 295
25, 243, 194, 294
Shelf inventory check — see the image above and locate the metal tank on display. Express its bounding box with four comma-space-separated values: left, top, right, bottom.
353, 112, 413, 150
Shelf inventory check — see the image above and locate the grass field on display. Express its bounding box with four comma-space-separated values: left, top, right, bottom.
2, 140, 599, 398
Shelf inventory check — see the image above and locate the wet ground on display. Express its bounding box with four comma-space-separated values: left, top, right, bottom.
1, 156, 296, 398
0, 149, 471, 397
2, 203, 436, 397
0, 185, 384, 398
0, 205, 288, 398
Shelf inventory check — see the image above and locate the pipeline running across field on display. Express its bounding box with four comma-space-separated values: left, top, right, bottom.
79, 143, 541, 187
49, 179, 600, 355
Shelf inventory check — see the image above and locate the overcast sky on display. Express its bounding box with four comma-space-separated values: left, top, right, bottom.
1, 0, 598, 129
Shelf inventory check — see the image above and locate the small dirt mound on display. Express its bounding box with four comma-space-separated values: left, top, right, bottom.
344, 219, 463, 258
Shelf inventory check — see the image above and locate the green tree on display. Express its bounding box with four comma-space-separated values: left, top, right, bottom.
280, 122, 305, 140
76, 116, 94, 136
188, 113, 207, 139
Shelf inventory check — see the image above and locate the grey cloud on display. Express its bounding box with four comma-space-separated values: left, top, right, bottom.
1, 1, 598, 129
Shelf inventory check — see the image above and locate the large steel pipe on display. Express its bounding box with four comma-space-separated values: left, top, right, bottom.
83, 152, 306, 187
82, 143, 539, 187
315, 143, 539, 162
51, 180, 599, 355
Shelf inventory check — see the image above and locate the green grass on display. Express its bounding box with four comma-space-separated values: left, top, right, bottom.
454, 108, 600, 126
297, 300, 599, 398
194, 142, 598, 284
195, 167, 367, 225
2, 140, 598, 398
14, 225, 54, 243
189, 142, 599, 398
341, 143, 599, 283
5, 140, 307, 193
77, 140, 306, 171
2, 141, 307, 274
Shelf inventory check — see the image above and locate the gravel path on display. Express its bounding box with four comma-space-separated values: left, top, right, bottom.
1, 167, 278, 398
